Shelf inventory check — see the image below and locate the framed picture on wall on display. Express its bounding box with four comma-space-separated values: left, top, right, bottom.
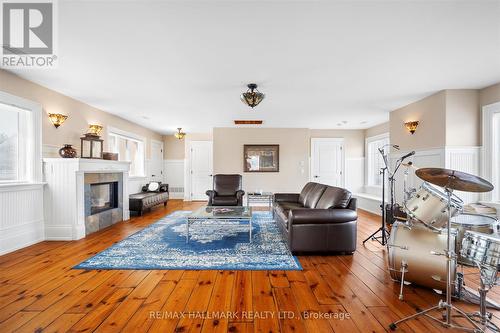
243, 144, 279, 172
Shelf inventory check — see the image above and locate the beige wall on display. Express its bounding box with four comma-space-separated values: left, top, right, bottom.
213, 128, 310, 193
445, 90, 480, 146
390, 91, 447, 151
212, 127, 365, 193
164, 135, 185, 159
364, 122, 389, 139
479, 82, 500, 108
0, 70, 163, 158
310, 129, 365, 158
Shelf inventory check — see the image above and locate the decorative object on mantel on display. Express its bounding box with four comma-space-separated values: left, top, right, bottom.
48, 113, 68, 128
80, 134, 103, 159
244, 144, 279, 172
241, 83, 265, 108
87, 124, 103, 137
174, 127, 186, 140
58, 144, 77, 158
404, 120, 419, 134
102, 152, 118, 160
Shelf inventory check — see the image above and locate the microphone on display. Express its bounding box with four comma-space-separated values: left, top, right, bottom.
400, 151, 415, 160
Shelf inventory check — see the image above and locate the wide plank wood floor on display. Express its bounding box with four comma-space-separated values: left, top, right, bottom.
1, 199, 499, 333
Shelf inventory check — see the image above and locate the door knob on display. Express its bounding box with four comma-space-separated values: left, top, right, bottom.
314, 175, 319, 178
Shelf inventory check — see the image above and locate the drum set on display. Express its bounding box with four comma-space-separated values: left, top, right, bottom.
384, 167, 498, 332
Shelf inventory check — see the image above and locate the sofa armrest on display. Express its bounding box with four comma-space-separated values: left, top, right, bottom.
289, 208, 357, 225
347, 197, 357, 211
274, 193, 300, 203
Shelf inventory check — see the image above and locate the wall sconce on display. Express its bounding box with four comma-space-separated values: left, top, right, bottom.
48, 113, 68, 128
174, 127, 186, 140
404, 121, 419, 135
87, 124, 103, 137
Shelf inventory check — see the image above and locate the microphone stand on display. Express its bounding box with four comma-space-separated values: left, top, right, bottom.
363, 147, 391, 246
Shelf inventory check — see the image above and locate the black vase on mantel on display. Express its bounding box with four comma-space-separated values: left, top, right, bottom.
59, 144, 77, 158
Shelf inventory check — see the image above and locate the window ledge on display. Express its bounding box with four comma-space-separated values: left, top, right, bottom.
0, 182, 46, 191
129, 176, 147, 180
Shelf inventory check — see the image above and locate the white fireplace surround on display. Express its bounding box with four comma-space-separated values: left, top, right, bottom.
43, 158, 130, 240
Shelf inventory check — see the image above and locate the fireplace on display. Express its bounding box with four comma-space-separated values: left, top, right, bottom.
90, 182, 118, 215
84, 173, 124, 235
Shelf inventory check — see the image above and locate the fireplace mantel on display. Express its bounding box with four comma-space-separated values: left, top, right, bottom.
43, 158, 131, 240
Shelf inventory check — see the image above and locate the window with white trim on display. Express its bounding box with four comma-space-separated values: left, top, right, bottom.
0, 103, 29, 182
366, 133, 390, 187
482, 102, 500, 202
108, 131, 145, 177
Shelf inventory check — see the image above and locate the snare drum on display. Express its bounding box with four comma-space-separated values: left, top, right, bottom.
388, 222, 456, 292
405, 182, 463, 229
461, 231, 500, 270
451, 213, 499, 266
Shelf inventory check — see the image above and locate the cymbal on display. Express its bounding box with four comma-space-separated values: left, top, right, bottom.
415, 168, 494, 193
402, 162, 418, 169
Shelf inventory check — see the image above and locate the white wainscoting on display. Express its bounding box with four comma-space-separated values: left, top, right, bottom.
345, 157, 364, 194
165, 159, 185, 199
445, 147, 481, 204
390, 146, 480, 204
0, 184, 45, 255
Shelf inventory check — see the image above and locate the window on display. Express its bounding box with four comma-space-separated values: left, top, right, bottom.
366, 133, 390, 187
0, 103, 30, 182
482, 102, 500, 202
108, 129, 145, 177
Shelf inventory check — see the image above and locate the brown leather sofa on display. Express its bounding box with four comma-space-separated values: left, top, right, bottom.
129, 183, 169, 216
273, 182, 357, 254
206, 174, 245, 206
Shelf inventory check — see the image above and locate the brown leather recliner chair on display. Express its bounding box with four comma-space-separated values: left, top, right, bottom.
206, 174, 245, 206
273, 182, 357, 254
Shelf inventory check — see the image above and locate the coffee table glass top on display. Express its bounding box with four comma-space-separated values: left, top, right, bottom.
188, 206, 252, 219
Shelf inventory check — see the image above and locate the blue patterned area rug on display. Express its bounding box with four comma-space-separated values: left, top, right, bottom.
75, 210, 301, 270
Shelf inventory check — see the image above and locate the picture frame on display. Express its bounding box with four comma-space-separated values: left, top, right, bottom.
243, 144, 279, 172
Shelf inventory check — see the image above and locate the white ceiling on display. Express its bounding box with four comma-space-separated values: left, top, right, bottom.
6, 0, 500, 134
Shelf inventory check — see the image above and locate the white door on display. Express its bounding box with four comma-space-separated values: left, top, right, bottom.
150, 140, 164, 182
190, 141, 213, 201
311, 138, 344, 187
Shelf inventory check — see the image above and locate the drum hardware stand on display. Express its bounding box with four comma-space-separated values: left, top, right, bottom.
390, 186, 484, 332
462, 265, 500, 332
455, 271, 500, 311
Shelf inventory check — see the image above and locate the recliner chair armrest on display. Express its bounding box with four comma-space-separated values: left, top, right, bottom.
347, 198, 357, 211
206, 190, 216, 198
236, 190, 245, 199
274, 193, 300, 203
289, 208, 357, 226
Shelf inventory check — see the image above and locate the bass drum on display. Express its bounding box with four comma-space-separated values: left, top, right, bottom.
388, 222, 456, 292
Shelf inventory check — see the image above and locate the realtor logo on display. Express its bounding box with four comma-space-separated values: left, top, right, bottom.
1, 0, 58, 68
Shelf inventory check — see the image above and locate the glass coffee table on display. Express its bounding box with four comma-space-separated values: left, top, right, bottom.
186, 206, 253, 243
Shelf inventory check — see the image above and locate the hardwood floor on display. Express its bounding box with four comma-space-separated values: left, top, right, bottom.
0, 199, 499, 333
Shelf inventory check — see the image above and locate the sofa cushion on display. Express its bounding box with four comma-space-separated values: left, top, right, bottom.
212, 196, 238, 206
298, 182, 317, 206
290, 208, 357, 225
304, 183, 327, 208
315, 186, 352, 209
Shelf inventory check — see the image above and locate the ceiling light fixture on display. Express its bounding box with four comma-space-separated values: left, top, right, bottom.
174, 127, 186, 140
48, 113, 68, 128
234, 120, 263, 125
241, 83, 265, 108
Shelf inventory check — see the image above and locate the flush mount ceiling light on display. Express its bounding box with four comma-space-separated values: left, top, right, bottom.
48, 113, 68, 128
404, 121, 419, 135
174, 127, 186, 140
240, 83, 265, 108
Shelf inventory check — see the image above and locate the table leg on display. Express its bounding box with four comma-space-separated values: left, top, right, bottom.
249, 218, 252, 243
